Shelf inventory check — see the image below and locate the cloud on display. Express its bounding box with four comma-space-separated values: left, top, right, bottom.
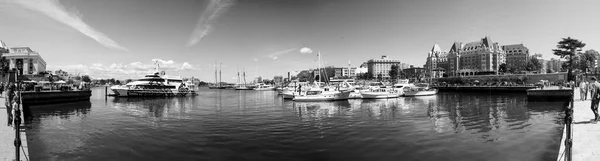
7, 0, 128, 50
187, 0, 235, 46
253, 58, 259, 62
267, 48, 297, 60
300, 47, 313, 54
48, 59, 201, 79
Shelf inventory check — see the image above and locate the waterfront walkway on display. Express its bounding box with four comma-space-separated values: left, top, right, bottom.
558, 88, 600, 161
0, 98, 29, 161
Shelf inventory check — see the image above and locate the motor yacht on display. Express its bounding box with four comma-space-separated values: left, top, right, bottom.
110, 72, 194, 97
403, 83, 438, 96
360, 87, 400, 99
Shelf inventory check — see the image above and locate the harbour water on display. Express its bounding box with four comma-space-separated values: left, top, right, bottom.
24, 87, 566, 161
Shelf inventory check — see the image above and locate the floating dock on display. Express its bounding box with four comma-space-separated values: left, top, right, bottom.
0, 98, 29, 161
557, 88, 600, 161
527, 86, 573, 101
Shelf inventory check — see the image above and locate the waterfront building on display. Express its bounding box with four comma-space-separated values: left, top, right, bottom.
402, 65, 426, 82
3, 47, 47, 75
425, 44, 448, 78
355, 63, 368, 74
501, 44, 529, 73
546, 58, 564, 73
0, 40, 8, 53
447, 37, 506, 76
367, 55, 402, 79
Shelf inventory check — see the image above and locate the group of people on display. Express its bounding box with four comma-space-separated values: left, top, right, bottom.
580, 77, 600, 122
2, 82, 20, 127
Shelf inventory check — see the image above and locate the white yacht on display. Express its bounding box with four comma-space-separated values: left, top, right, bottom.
254, 83, 276, 91
360, 87, 400, 99
110, 72, 194, 97
392, 79, 412, 95
292, 86, 352, 102
403, 83, 438, 96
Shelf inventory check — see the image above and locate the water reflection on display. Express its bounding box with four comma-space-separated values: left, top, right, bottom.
26, 101, 92, 121
112, 97, 194, 122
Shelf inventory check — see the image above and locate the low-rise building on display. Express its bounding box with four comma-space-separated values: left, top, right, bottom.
367, 55, 402, 79
3, 47, 47, 75
502, 44, 529, 73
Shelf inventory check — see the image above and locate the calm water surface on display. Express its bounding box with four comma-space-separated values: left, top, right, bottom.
25, 87, 566, 161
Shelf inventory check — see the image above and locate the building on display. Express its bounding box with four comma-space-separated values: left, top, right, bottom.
501, 44, 529, 73
447, 37, 506, 76
367, 55, 402, 79
3, 47, 47, 75
342, 67, 357, 77
546, 58, 564, 73
402, 65, 426, 82
425, 44, 448, 78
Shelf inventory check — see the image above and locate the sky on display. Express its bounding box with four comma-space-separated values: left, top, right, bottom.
0, 0, 599, 82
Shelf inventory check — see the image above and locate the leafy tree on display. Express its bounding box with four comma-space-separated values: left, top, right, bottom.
377, 73, 382, 81
126, 79, 133, 84
115, 80, 121, 85
577, 49, 600, 71
499, 63, 507, 73
526, 57, 543, 72
81, 75, 91, 82
389, 65, 399, 80
99, 79, 107, 85
553, 37, 586, 81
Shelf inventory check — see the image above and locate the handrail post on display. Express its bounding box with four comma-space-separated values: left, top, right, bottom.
565, 85, 574, 161
13, 70, 21, 161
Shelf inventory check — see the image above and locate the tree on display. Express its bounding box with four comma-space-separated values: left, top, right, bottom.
499, 63, 507, 73
99, 79, 107, 85
377, 73, 382, 81
577, 49, 600, 71
553, 37, 586, 81
526, 57, 543, 72
81, 75, 91, 82
115, 80, 121, 85
389, 65, 399, 80
125, 79, 133, 84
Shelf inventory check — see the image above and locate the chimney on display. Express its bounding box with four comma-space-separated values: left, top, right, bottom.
381, 55, 387, 59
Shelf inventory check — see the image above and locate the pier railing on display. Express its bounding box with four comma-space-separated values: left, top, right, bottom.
560, 86, 574, 161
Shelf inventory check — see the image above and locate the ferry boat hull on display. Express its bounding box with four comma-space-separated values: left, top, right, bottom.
254, 87, 276, 91
111, 88, 191, 97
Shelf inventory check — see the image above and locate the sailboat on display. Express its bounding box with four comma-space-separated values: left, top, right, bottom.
235, 67, 254, 90
293, 51, 352, 102
209, 63, 226, 89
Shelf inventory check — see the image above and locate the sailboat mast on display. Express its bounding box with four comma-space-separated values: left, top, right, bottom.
214, 61, 217, 85
219, 63, 222, 87
243, 68, 247, 85
237, 66, 240, 85
318, 51, 321, 84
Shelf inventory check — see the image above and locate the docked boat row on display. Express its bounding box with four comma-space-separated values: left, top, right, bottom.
110, 72, 198, 97
278, 79, 438, 101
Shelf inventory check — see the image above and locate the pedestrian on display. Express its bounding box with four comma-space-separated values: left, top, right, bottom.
0, 82, 4, 97
581, 80, 588, 101
590, 77, 600, 122
5, 83, 15, 127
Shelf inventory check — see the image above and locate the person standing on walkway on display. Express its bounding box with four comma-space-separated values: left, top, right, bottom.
590, 77, 600, 122
5, 83, 15, 126
581, 80, 588, 101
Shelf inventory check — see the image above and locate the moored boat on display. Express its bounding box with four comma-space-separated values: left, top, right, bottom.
110, 72, 195, 97
360, 87, 400, 99
402, 84, 438, 96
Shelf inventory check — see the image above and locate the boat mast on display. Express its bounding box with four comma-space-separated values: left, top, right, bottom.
214, 61, 217, 86
237, 66, 240, 85
243, 67, 247, 85
318, 51, 321, 84
219, 63, 222, 87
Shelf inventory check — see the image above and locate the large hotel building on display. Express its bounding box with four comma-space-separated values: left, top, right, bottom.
426, 36, 507, 77
501, 44, 529, 73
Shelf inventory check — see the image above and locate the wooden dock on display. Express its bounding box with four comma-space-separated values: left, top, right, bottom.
0, 98, 29, 161
557, 88, 600, 161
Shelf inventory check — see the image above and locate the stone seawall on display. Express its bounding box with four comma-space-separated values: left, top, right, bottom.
21, 90, 92, 106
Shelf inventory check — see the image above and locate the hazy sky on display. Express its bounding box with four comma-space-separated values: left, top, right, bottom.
0, 0, 599, 82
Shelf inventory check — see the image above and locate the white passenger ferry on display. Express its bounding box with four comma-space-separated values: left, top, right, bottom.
110, 72, 195, 97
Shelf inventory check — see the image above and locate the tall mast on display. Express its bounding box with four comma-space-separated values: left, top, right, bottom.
214, 61, 217, 85
318, 51, 321, 84
237, 66, 240, 85
219, 63, 222, 87
243, 68, 247, 85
